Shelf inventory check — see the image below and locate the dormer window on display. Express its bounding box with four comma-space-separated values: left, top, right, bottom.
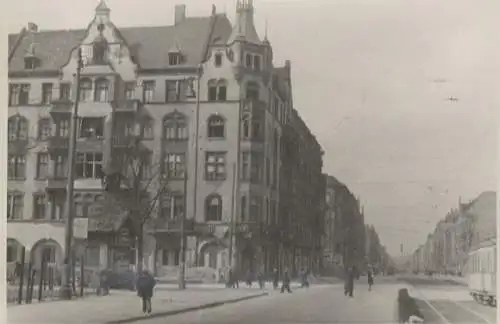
169, 53, 182, 66
93, 37, 108, 65
24, 57, 38, 70
215, 53, 223, 67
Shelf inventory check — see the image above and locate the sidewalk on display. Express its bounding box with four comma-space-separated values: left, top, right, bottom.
7, 288, 268, 324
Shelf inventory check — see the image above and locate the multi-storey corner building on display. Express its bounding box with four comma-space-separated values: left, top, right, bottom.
7, 0, 324, 278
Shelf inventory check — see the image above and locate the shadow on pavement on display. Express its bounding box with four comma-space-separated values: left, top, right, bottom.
105, 292, 268, 324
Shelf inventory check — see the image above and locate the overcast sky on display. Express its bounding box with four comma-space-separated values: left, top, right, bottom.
6, 0, 499, 256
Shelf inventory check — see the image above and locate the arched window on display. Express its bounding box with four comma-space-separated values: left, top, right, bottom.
205, 195, 222, 221
38, 118, 52, 140
216, 79, 227, 101
246, 82, 259, 100
94, 78, 109, 102
8, 115, 28, 141
163, 113, 188, 141
207, 79, 217, 101
80, 78, 93, 102
207, 115, 225, 138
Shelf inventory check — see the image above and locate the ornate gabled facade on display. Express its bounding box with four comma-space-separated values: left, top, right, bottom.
7, 0, 323, 280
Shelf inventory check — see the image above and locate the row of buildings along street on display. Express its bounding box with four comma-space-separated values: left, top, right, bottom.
409, 191, 496, 275
6, 0, 390, 285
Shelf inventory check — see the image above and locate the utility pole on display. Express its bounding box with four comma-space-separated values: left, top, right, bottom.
192, 64, 202, 266
178, 171, 188, 290
228, 163, 237, 269
60, 47, 82, 300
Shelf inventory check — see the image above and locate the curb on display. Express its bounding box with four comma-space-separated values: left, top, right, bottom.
105, 292, 269, 324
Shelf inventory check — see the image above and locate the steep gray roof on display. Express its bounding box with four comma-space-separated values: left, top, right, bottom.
8, 14, 232, 71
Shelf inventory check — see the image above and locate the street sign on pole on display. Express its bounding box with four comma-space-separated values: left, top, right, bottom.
73, 218, 89, 239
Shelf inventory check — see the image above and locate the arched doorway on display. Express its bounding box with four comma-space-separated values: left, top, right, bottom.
31, 239, 63, 268
199, 242, 226, 270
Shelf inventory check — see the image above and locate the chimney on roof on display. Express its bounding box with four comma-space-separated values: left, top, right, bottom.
27, 22, 38, 32
175, 4, 186, 25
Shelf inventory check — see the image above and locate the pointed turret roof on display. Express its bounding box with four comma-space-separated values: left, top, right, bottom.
227, 0, 261, 45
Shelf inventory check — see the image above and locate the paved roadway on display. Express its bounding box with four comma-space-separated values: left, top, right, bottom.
399, 276, 497, 324
137, 277, 404, 324
132, 276, 497, 324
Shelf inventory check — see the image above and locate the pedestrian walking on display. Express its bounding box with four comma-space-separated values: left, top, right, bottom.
228, 268, 239, 288
272, 268, 279, 290
257, 270, 265, 289
344, 266, 355, 298
367, 266, 374, 291
300, 268, 309, 288
136, 270, 156, 314
280, 268, 292, 293
245, 269, 253, 288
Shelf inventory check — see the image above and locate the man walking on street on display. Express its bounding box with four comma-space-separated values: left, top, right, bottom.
136, 270, 156, 314
272, 268, 279, 290
344, 265, 355, 298
281, 268, 292, 293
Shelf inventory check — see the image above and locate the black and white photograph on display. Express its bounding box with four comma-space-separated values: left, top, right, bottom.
3, 0, 498, 323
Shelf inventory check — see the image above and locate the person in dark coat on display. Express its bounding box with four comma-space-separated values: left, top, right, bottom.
280, 269, 292, 293
367, 266, 374, 291
245, 269, 253, 288
257, 270, 265, 289
136, 270, 156, 314
272, 268, 279, 290
344, 266, 355, 298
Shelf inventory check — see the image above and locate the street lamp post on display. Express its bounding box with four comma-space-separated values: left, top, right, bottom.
60, 48, 83, 300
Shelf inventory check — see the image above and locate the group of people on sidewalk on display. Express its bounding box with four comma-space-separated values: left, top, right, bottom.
226, 267, 311, 293
344, 265, 375, 298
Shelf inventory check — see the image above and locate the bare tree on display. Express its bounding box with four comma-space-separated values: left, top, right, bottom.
102, 136, 169, 274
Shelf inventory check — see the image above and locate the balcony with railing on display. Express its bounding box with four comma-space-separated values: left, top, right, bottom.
45, 176, 68, 190
152, 218, 195, 233
111, 99, 141, 113
47, 136, 70, 151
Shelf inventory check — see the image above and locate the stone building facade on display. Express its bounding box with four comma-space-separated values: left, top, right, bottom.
7, 0, 324, 279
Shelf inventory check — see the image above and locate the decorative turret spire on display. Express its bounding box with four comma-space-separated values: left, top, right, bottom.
227, 0, 261, 44
95, 0, 110, 18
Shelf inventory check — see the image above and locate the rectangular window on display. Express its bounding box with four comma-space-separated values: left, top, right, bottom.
165, 80, 180, 102
205, 152, 226, 181
241, 151, 250, 181
79, 117, 104, 138
141, 154, 153, 180
42, 83, 53, 104
208, 86, 217, 101
36, 153, 49, 179
265, 158, 271, 186
215, 53, 223, 67
7, 245, 16, 263
250, 196, 261, 222
57, 119, 70, 137
8, 155, 26, 180
254, 56, 261, 70
48, 193, 64, 220
125, 82, 135, 100
33, 194, 46, 220
59, 83, 71, 100
54, 155, 68, 178
164, 153, 186, 179
75, 153, 103, 179
251, 153, 262, 183
246, 54, 252, 68
19, 84, 30, 105
217, 86, 227, 101
9, 84, 20, 106
38, 119, 51, 140
142, 81, 155, 103
240, 195, 247, 221
162, 250, 169, 266
7, 193, 24, 220
164, 194, 184, 219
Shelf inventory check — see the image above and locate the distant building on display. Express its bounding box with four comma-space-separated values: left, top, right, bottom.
411, 191, 496, 275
